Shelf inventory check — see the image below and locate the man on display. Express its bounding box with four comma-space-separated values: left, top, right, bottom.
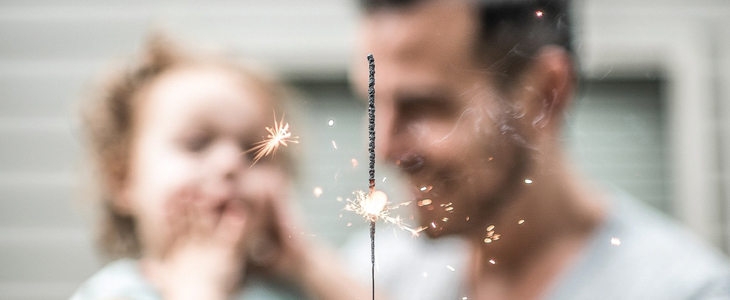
347, 0, 730, 299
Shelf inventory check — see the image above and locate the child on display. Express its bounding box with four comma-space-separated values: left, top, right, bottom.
72, 33, 372, 300
71, 34, 303, 300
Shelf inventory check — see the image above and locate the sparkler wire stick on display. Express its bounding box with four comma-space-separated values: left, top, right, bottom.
367, 53, 376, 300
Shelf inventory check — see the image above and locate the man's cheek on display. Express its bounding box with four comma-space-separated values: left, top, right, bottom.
401, 121, 428, 143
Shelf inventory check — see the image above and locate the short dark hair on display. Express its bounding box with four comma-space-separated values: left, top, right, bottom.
361, 0, 574, 89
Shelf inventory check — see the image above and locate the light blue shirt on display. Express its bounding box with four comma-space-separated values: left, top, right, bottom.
344, 192, 730, 300
69, 259, 303, 300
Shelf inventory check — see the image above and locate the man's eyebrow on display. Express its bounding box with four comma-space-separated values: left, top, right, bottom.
394, 86, 452, 105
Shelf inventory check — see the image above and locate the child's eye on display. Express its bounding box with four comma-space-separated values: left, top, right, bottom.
181, 134, 212, 153
241, 140, 261, 161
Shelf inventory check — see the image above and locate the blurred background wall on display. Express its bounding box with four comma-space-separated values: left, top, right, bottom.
0, 0, 729, 299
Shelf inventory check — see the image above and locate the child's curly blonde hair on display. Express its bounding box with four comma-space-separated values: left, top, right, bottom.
81, 33, 293, 259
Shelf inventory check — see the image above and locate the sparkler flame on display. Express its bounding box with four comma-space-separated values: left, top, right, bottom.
345, 190, 426, 236
246, 113, 298, 165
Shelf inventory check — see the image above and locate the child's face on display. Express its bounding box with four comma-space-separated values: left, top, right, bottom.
121, 66, 281, 258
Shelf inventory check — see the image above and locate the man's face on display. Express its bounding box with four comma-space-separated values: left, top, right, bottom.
356, 0, 531, 237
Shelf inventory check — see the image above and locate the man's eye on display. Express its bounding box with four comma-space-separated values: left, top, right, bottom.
399, 96, 457, 122
401, 103, 441, 120
182, 135, 212, 153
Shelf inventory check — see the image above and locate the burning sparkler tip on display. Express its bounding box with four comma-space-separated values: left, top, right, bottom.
345, 189, 422, 235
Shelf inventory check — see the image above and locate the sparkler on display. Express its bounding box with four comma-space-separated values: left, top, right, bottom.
367, 53, 377, 300
246, 112, 298, 165
346, 54, 425, 300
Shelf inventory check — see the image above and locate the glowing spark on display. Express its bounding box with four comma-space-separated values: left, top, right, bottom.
345, 190, 425, 236
463, 297, 468, 300
484, 238, 492, 244
328, 119, 335, 126
524, 179, 533, 184
611, 237, 621, 246
446, 265, 456, 272
313, 187, 323, 197
347, 222, 352, 227
332, 140, 338, 149
431, 222, 437, 229
489, 259, 496, 265
418, 199, 433, 206
486, 225, 495, 231
247, 113, 298, 165
518, 219, 525, 225
536, 10, 544, 17
351, 158, 359, 168
382, 177, 387, 182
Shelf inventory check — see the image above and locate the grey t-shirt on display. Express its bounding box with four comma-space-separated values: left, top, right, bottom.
68, 259, 304, 300
344, 193, 730, 300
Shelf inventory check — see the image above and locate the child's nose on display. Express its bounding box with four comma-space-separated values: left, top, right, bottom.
209, 141, 245, 180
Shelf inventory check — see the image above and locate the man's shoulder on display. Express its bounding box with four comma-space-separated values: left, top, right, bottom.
69, 259, 159, 300
611, 196, 728, 276
552, 195, 730, 299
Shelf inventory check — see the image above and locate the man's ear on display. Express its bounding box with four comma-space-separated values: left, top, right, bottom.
524, 45, 575, 130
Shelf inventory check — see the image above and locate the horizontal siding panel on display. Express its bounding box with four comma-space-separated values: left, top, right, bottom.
0, 74, 87, 119
0, 282, 82, 300
0, 127, 80, 173
0, 19, 148, 61
0, 184, 90, 228
0, 8, 354, 59
0, 229, 100, 282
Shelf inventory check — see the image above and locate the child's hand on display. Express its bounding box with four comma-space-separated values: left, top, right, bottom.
143, 191, 248, 300
243, 169, 372, 300
247, 188, 308, 281
238, 167, 308, 281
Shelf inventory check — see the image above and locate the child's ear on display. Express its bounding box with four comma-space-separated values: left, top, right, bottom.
106, 166, 135, 216
113, 188, 135, 216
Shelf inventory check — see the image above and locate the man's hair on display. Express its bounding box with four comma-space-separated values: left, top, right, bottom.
361, 0, 574, 88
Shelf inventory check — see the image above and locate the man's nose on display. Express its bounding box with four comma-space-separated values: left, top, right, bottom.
376, 107, 424, 174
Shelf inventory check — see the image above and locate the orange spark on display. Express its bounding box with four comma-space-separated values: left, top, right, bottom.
247, 113, 298, 165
